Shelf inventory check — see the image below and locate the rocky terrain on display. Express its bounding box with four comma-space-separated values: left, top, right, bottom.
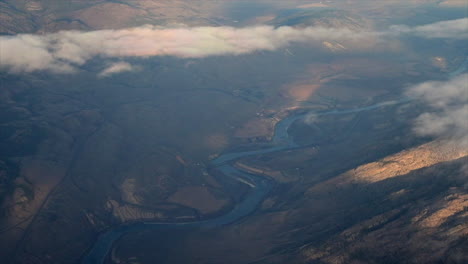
0, 1, 467, 264
0, 0, 225, 34
112, 139, 466, 264
300, 151, 468, 264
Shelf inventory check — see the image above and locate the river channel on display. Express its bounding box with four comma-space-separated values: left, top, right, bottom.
82, 58, 466, 263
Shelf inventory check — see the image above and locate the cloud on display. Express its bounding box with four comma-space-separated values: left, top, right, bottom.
0, 25, 375, 74
406, 74, 468, 145
0, 18, 466, 74
303, 113, 319, 124
98, 62, 136, 77
390, 18, 468, 39
0, 34, 75, 73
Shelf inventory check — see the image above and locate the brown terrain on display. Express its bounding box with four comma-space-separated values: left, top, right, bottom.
0, 0, 226, 34
112, 140, 466, 264
0, 1, 466, 264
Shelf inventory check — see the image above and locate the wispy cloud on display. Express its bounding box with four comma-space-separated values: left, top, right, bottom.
406, 74, 468, 146
390, 18, 468, 39
0, 18, 466, 75
98, 62, 136, 77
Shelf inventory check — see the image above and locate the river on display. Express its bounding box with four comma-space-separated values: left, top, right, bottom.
81, 57, 466, 264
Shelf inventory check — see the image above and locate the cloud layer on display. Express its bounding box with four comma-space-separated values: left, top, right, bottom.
406, 74, 468, 145
0, 18, 466, 74
0, 25, 374, 73
390, 18, 468, 39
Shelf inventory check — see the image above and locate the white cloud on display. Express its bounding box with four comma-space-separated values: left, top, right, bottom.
0, 25, 374, 74
0, 18, 466, 75
0, 34, 75, 73
98, 62, 136, 77
406, 74, 468, 145
390, 18, 468, 39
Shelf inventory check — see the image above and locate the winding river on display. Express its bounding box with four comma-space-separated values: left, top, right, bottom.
80, 98, 412, 264
82, 58, 466, 264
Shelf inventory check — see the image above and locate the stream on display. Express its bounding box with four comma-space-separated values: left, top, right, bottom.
82, 57, 466, 264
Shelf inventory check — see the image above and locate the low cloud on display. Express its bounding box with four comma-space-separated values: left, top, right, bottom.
99, 62, 136, 77
0, 18, 466, 74
390, 18, 468, 39
406, 74, 468, 146
0, 25, 375, 74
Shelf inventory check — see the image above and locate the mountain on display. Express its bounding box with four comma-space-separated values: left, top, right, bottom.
0, 1, 466, 264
